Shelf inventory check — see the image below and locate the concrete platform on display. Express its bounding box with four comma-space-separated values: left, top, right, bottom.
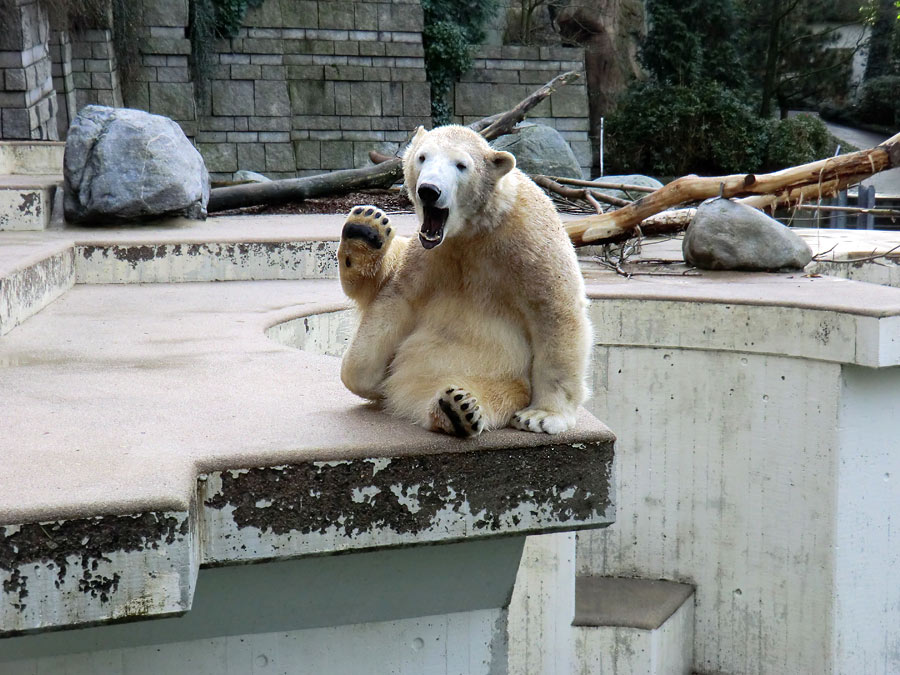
3, 214, 900, 674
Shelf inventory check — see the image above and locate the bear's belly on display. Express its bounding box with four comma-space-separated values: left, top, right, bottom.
392, 293, 531, 379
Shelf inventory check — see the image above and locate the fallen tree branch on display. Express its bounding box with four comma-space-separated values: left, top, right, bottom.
566, 131, 900, 246
550, 176, 657, 193
532, 175, 631, 210
208, 71, 581, 213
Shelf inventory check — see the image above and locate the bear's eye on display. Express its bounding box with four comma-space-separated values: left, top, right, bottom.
418, 153, 426, 163
456, 162, 467, 171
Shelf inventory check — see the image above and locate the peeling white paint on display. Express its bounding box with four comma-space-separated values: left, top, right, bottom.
351, 486, 381, 504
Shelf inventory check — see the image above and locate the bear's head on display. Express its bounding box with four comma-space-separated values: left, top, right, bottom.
402, 125, 516, 250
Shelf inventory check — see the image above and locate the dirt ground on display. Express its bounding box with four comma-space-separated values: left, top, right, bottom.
214, 189, 413, 217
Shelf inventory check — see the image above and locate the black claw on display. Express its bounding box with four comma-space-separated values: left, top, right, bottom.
352, 206, 363, 214
383, 218, 390, 225
385, 227, 391, 234
374, 211, 382, 219
446, 388, 454, 394
364, 208, 374, 216
438, 398, 468, 438
460, 402, 469, 411
465, 411, 474, 421
454, 394, 463, 402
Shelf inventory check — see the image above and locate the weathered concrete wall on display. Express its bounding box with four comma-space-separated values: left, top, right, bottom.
575, 299, 900, 674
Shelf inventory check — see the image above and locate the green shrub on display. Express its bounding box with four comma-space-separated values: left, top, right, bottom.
855, 75, 900, 127
763, 114, 839, 171
605, 79, 769, 176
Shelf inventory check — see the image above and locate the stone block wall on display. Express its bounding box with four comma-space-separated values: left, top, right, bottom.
1, 0, 592, 179
0, 0, 58, 139
124, 0, 430, 182
49, 29, 76, 138
69, 29, 123, 111
455, 45, 591, 176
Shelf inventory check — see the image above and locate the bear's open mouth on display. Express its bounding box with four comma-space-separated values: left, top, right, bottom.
419, 206, 449, 250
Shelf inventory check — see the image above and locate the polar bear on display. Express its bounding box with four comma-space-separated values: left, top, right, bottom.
337, 125, 591, 437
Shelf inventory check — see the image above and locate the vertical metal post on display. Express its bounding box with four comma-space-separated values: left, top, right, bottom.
856, 185, 876, 230
836, 190, 847, 229
599, 117, 604, 178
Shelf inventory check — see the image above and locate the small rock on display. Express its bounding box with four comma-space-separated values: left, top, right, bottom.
64, 105, 209, 224
233, 170, 271, 184
683, 198, 813, 271
591, 173, 663, 201
490, 123, 583, 179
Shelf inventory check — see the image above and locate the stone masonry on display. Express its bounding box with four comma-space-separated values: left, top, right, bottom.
0, 0, 58, 139
456, 44, 590, 175
2, 0, 591, 179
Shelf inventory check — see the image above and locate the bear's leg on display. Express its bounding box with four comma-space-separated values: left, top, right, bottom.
338, 205, 407, 308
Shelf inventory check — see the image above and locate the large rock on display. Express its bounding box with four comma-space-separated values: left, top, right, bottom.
64, 105, 209, 224
591, 173, 663, 201
490, 123, 583, 179
683, 198, 813, 272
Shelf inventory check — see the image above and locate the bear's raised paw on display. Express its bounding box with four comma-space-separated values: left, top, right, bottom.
510, 408, 574, 435
433, 386, 483, 438
341, 205, 393, 255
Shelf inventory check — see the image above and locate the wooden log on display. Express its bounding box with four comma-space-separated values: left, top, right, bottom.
566, 131, 900, 245
208, 71, 581, 213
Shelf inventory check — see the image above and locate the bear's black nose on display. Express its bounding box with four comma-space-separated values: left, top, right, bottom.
417, 183, 441, 205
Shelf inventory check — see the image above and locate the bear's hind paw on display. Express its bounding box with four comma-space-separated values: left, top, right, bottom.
433, 386, 483, 438
510, 408, 574, 435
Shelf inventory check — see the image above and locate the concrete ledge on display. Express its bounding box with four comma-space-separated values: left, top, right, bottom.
0, 177, 59, 231
0, 141, 65, 175
201, 438, 614, 565
573, 576, 694, 630
0, 239, 73, 336
1, 509, 197, 636
0, 279, 615, 635
585, 275, 900, 367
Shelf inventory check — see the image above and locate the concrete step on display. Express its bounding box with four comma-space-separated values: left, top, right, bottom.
0, 236, 74, 336
573, 576, 695, 675
0, 174, 63, 231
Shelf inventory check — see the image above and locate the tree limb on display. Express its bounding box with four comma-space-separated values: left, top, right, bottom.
208, 71, 581, 213
567, 131, 900, 246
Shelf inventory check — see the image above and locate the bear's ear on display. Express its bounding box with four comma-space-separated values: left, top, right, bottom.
490, 150, 515, 177
412, 126, 427, 143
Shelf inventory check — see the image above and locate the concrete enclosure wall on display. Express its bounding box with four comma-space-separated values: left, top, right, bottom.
0, 0, 591, 180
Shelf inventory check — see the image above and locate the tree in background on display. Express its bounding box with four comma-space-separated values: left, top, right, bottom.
420, 0, 498, 126
640, 0, 747, 90
862, 0, 898, 80
740, 0, 860, 119
604, 0, 848, 176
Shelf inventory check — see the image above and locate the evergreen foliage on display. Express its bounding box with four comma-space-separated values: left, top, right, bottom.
421, 0, 498, 125
641, 0, 747, 90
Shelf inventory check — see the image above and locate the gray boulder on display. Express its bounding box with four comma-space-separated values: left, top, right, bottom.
591, 173, 663, 201
683, 198, 813, 272
490, 123, 582, 179
233, 170, 271, 184
64, 105, 209, 224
